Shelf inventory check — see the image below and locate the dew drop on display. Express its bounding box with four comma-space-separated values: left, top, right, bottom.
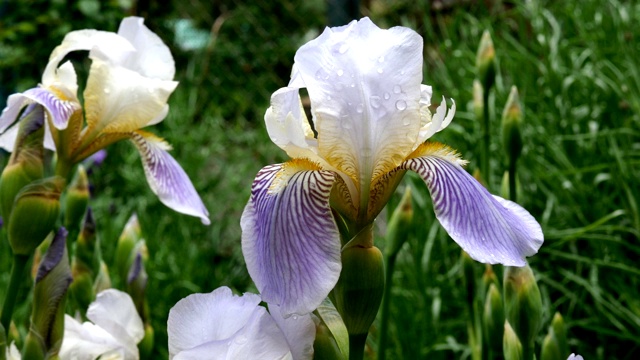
315, 68, 329, 80
377, 68, 384, 74
393, 85, 402, 94
395, 100, 407, 111
370, 95, 381, 108
292, 315, 299, 320
356, 103, 364, 113
350, 83, 355, 88
337, 69, 344, 77
383, 92, 391, 100
378, 55, 385, 63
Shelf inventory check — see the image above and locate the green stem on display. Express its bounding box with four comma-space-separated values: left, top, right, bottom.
378, 255, 397, 360
0, 255, 30, 333
509, 159, 517, 202
482, 88, 491, 187
348, 333, 367, 360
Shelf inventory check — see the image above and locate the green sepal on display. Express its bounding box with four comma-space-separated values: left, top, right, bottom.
315, 298, 349, 360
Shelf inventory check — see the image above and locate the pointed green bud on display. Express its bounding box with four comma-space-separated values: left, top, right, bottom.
26, 228, 72, 358
481, 264, 499, 293
550, 312, 568, 356
540, 331, 562, 360
385, 187, 413, 258
127, 252, 149, 322
93, 260, 112, 295
64, 165, 89, 230
69, 262, 95, 314
138, 323, 155, 359
504, 263, 542, 360
333, 239, 385, 336
0, 104, 45, 220
503, 320, 524, 360
476, 30, 496, 91
483, 283, 505, 353
8, 176, 64, 255
473, 79, 484, 122
115, 214, 142, 285
501, 86, 523, 164
75, 208, 101, 275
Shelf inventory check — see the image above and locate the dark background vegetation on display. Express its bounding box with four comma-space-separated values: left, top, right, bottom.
1, 0, 639, 358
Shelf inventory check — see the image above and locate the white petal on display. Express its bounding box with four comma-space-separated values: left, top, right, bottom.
6, 342, 20, 360
59, 314, 128, 360
293, 17, 424, 184
117, 17, 176, 80
269, 304, 316, 360
416, 97, 456, 145
87, 289, 144, 357
0, 124, 19, 152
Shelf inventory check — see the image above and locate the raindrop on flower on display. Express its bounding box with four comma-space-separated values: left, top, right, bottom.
370, 95, 381, 108
377, 68, 384, 74
395, 100, 407, 111
315, 68, 330, 80
383, 92, 391, 100
337, 69, 344, 76
350, 83, 355, 88
356, 103, 364, 113
292, 315, 299, 320
393, 85, 402, 94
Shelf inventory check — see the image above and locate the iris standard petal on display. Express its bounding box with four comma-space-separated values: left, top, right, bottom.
269, 303, 316, 360
116, 17, 176, 80
293, 17, 424, 185
83, 58, 178, 134
130, 131, 210, 225
59, 315, 127, 360
402, 142, 543, 266
241, 160, 342, 316
0, 88, 78, 132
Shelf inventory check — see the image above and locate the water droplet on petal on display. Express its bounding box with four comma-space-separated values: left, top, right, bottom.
315, 68, 330, 80
350, 83, 356, 88
292, 315, 299, 320
378, 56, 385, 63
337, 69, 344, 77
356, 103, 364, 113
377, 68, 384, 74
383, 92, 391, 100
370, 95, 381, 108
395, 100, 407, 111
393, 85, 402, 94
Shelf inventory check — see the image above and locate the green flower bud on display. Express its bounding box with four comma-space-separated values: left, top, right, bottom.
0, 104, 45, 220
8, 177, 64, 255
503, 320, 524, 360
93, 260, 112, 295
473, 79, 484, 123
385, 187, 413, 258
501, 86, 524, 164
138, 323, 155, 359
483, 283, 505, 353
540, 331, 562, 360
504, 263, 542, 360
25, 228, 72, 358
476, 30, 496, 92
64, 165, 89, 230
550, 312, 568, 356
333, 239, 385, 336
127, 251, 149, 322
75, 208, 101, 275
115, 214, 143, 285
500, 171, 522, 201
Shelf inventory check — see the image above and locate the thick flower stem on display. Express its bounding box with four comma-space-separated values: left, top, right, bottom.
348, 333, 367, 360
0, 254, 30, 333
377, 255, 397, 360
482, 88, 491, 187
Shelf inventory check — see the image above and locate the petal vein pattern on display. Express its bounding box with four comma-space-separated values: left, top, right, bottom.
402, 154, 543, 266
241, 162, 342, 316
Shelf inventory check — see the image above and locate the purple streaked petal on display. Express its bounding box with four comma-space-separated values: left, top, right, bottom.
130, 131, 209, 225
401, 148, 543, 266
241, 161, 341, 316
0, 88, 78, 133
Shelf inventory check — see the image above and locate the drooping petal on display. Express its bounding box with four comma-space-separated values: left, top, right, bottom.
83, 57, 178, 134
293, 17, 424, 187
0, 88, 78, 132
416, 96, 456, 145
130, 131, 209, 224
87, 289, 144, 357
269, 303, 316, 360
401, 142, 543, 266
59, 315, 128, 360
241, 160, 342, 316
168, 287, 293, 360
116, 17, 176, 80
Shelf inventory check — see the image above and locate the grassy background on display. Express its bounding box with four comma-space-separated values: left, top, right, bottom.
1, 0, 639, 358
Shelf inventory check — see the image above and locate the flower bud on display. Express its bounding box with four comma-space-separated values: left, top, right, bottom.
501, 86, 523, 164
504, 263, 542, 359
476, 30, 496, 92
127, 251, 149, 322
503, 320, 524, 360
115, 214, 143, 285
385, 187, 413, 258
540, 331, 562, 360
93, 260, 112, 295
473, 79, 484, 122
500, 171, 522, 201
0, 104, 45, 220
333, 242, 385, 336
551, 312, 568, 356
138, 323, 155, 359
75, 208, 101, 274
8, 176, 64, 255
64, 165, 89, 230
483, 283, 505, 353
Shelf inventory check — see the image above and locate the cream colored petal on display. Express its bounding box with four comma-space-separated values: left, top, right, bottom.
117, 17, 175, 80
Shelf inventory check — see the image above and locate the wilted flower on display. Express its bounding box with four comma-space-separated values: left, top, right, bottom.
59, 289, 144, 360
167, 286, 315, 360
0, 17, 209, 224
241, 17, 543, 317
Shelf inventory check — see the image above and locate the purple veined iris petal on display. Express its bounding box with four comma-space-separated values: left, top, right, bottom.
130, 132, 209, 225
402, 155, 543, 266
241, 162, 342, 317
0, 87, 77, 133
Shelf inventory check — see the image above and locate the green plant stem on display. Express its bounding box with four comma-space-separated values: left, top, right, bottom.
0, 255, 29, 333
378, 255, 397, 360
482, 88, 491, 187
509, 159, 517, 202
348, 333, 367, 360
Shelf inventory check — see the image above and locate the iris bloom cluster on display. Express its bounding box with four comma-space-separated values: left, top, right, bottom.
0, 17, 208, 224
241, 17, 544, 317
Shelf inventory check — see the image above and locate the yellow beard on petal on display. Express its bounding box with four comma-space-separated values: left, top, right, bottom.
268, 158, 323, 195
407, 141, 468, 166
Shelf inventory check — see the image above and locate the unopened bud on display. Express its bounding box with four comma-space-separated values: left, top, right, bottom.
476, 30, 496, 91
473, 79, 484, 122
115, 214, 143, 284
93, 260, 112, 295
501, 86, 523, 164
504, 263, 542, 358
127, 251, 149, 322
75, 208, 101, 275
0, 104, 45, 219
64, 165, 89, 230
551, 312, 568, 356
333, 242, 384, 335
500, 171, 522, 201
138, 323, 155, 359
8, 176, 64, 255
385, 187, 413, 258
540, 331, 562, 360
503, 320, 524, 360
483, 283, 504, 353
